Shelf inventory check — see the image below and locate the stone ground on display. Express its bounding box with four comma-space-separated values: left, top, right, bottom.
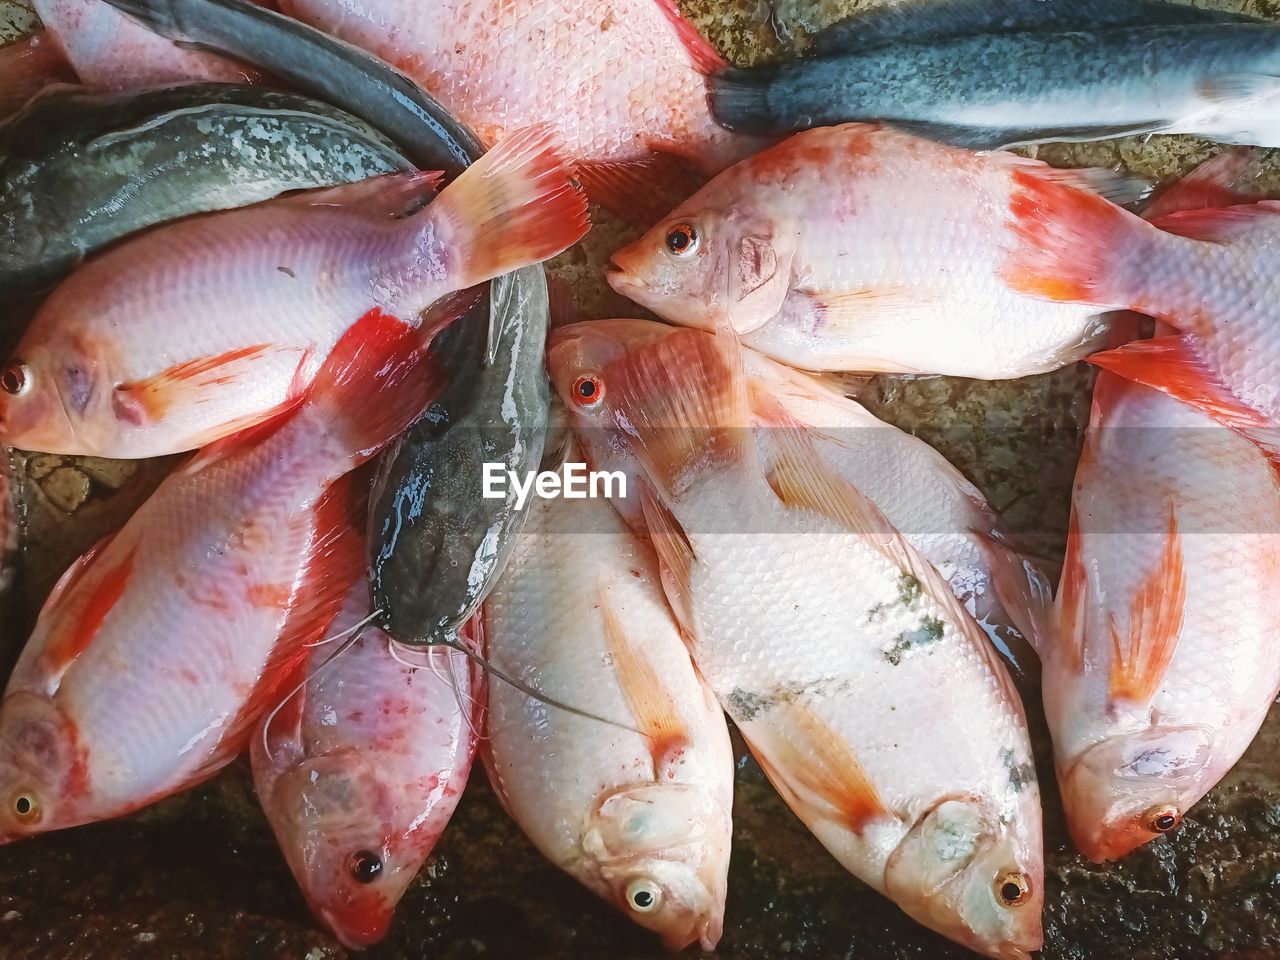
5, 1, 1280, 957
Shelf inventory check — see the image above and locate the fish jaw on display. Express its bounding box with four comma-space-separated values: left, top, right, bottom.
1057, 726, 1213, 862
884, 796, 1043, 960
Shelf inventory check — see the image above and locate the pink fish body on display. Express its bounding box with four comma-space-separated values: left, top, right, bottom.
253, 585, 480, 948
0, 31, 75, 119
606, 123, 1148, 379
0, 125, 587, 458
0, 310, 435, 843
31, 0, 260, 89
278, 0, 753, 190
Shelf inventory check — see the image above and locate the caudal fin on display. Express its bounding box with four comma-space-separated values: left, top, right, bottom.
305, 308, 439, 463
1002, 169, 1146, 308
707, 68, 777, 133
433, 124, 589, 287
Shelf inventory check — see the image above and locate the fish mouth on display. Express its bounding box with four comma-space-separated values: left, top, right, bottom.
605, 260, 646, 293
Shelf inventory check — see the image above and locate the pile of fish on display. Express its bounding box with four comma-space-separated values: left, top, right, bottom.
2, 0, 1280, 956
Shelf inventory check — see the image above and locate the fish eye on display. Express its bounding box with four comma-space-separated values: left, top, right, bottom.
1, 362, 29, 396
995, 871, 1031, 907
11, 790, 40, 825
347, 849, 383, 884
625, 878, 662, 913
664, 223, 699, 258
1145, 804, 1181, 834
571, 374, 605, 408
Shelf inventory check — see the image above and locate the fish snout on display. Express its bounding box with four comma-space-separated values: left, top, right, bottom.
318, 897, 394, 950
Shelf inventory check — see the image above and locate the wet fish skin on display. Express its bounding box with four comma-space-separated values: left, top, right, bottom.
712, 24, 1280, 149
369, 267, 549, 646
0, 124, 586, 459
483, 474, 734, 952
0, 83, 412, 299
548, 320, 1043, 960
0, 310, 437, 844
607, 123, 1134, 380
253, 583, 480, 948
32, 0, 260, 88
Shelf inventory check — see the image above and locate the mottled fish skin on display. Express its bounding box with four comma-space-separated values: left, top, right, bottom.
0, 124, 586, 458
608, 123, 1120, 380
548, 321, 1043, 960
31, 0, 260, 89
483, 475, 734, 952
370, 267, 549, 647
274, 0, 750, 171
252, 582, 480, 948
0, 311, 435, 844
0, 83, 411, 299
712, 24, 1280, 150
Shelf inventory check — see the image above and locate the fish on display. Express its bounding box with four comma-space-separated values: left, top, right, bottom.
0, 83, 413, 299
547, 320, 1043, 960
1043, 149, 1280, 862
1003, 146, 1280, 451
709, 0, 1280, 150
740, 346, 1049, 677
0, 123, 587, 458
101, 0, 563, 660
483, 456, 734, 951
0, 31, 74, 120
0, 308, 437, 843
606, 123, 1147, 380
369, 267, 549, 647
267, 0, 759, 220
252, 581, 480, 948
31, 0, 260, 88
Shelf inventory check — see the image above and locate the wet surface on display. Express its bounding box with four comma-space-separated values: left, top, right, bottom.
5, 1, 1280, 958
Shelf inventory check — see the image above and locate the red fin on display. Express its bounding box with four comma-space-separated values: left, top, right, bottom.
280, 170, 444, 217
599, 585, 690, 771
304, 307, 440, 462
1056, 509, 1088, 672
42, 547, 137, 675
546, 277, 579, 329
650, 0, 728, 73
0, 32, 75, 117
1144, 148, 1264, 219
179, 398, 306, 476
1108, 506, 1185, 704
753, 703, 887, 835
435, 124, 589, 287
1149, 201, 1280, 243
1003, 168, 1142, 305
113, 344, 301, 425
39, 534, 115, 614
1087, 336, 1278, 454
577, 151, 706, 228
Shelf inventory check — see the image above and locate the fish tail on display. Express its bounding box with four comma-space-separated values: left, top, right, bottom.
305, 307, 439, 467
431, 123, 589, 288
707, 67, 777, 133
1002, 169, 1146, 308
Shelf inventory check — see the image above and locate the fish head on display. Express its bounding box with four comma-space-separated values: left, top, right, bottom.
0, 337, 112, 455
581, 782, 730, 951
607, 204, 796, 335
268, 751, 425, 948
1058, 725, 1213, 862
548, 318, 747, 505
884, 797, 1043, 960
0, 692, 87, 843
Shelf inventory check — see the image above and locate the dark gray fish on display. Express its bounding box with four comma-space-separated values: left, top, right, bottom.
0, 84, 410, 298
370, 267, 549, 645
104, 0, 553, 647
712, 0, 1280, 150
